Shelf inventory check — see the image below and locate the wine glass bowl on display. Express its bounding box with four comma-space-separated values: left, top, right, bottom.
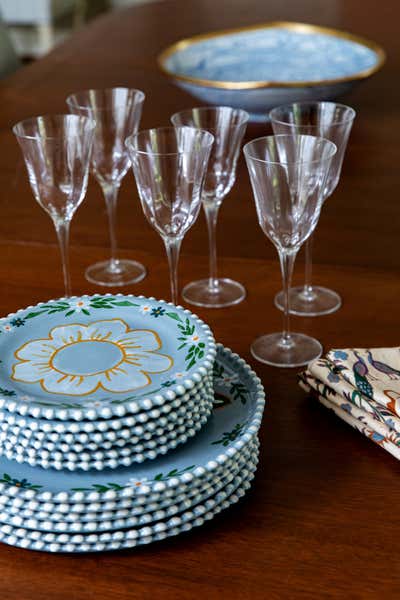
171, 106, 249, 308
244, 133, 336, 367
270, 102, 355, 316
66, 87, 146, 287
126, 126, 214, 305
13, 114, 95, 296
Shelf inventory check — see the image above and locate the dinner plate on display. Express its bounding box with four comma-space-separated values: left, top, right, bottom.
0, 294, 216, 420
0, 470, 254, 552
0, 454, 258, 534
0, 345, 265, 502
0, 438, 259, 520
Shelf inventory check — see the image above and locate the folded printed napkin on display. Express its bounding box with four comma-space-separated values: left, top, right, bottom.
299, 347, 400, 460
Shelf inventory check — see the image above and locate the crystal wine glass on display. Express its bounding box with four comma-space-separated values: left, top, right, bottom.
66, 87, 146, 286
171, 106, 249, 308
13, 114, 95, 296
244, 134, 336, 367
126, 126, 214, 305
270, 102, 355, 316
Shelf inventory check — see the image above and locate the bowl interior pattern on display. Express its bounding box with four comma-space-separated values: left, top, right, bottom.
161, 23, 384, 87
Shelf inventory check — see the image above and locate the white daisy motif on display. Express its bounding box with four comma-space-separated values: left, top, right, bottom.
2, 323, 13, 333
221, 374, 239, 385
139, 305, 151, 316
69, 298, 90, 312
18, 394, 35, 402
82, 399, 104, 409
190, 333, 200, 344
174, 372, 186, 379
128, 477, 148, 488
11, 319, 173, 396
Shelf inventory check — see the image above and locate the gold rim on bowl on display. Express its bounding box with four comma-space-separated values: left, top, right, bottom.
157, 21, 386, 90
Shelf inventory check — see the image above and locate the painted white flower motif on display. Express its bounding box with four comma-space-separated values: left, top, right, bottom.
128, 477, 148, 488
139, 305, 151, 316
2, 323, 13, 333
174, 372, 186, 380
12, 319, 173, 396
69, 298, 90, 312
220, 374, 239, 386
190, 333, 200, 344
82, 399, 104, 409
18, 394, 35, 403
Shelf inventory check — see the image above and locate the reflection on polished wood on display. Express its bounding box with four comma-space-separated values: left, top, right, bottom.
0, 0, 399, 598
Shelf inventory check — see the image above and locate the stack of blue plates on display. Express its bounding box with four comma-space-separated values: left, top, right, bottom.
0, 295, 265, 553
0, 295, 216, 470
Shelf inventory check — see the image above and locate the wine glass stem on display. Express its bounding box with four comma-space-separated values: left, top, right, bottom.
164, 237, 182, 305
102, 183, 120, 270
303, 234, 314, 296
279, 250, 296, 346
204, 202, 220, 293
54, 220, 71, 297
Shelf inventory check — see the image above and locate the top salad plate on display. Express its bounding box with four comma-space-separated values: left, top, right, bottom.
0, 294, 216, 421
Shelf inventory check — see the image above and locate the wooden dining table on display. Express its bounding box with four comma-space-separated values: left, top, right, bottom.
0, 0, 399, 597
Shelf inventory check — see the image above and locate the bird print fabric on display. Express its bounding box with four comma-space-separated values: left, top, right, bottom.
299, 346, 400, 462
326, 347, 400, 417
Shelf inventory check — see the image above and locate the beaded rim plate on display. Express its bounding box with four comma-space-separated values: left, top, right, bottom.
2, 406, 212, 471
0, 345, 265, 502
0, 441, 258, 527
0, 294, 216, 421
0, 384, 213, 454
0, 471, 254, 552
0, 376, 212, 436
0, 439, 259, 520
0, 453, 258, 534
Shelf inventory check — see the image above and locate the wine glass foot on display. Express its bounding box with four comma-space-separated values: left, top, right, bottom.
85, 259, 146, 287
274, 286, 342, 317
182, 278, 246, 308
251, 332, 322, 368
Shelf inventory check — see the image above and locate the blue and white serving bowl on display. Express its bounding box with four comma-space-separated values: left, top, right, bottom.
158, 21, 385, 122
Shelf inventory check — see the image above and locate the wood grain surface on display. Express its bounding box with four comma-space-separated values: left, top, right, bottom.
0, 1, 399, 598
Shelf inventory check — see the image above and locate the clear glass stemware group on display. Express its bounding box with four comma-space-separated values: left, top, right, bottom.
13, 93, 355, 369
270, 102, 356, 316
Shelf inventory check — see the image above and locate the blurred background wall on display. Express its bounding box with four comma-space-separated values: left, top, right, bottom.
0, 0, 155, 61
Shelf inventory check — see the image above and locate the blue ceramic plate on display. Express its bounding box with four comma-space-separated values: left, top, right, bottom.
0, 294, 216, 421
0, 386, 211, 453
0, 345, 265, 502
0, 471, 254, 552
0, 453, 258, 534
159, 22, 385, 121
1, 440, 258, 527
0, 375, 212, 436
0, 440, 259, 524
1, 404, 212, 471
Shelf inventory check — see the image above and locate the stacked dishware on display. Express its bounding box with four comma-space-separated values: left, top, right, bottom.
0, 294, 265, 552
